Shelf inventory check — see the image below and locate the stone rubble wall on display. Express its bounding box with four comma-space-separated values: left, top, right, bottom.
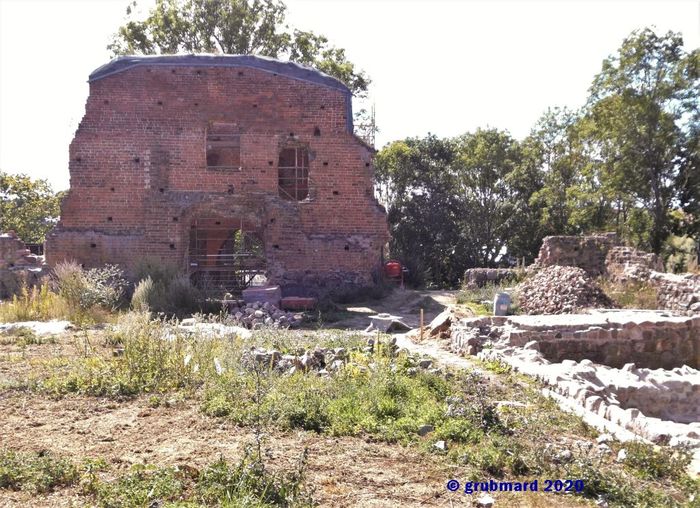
451, 312, 700, 370
462, 268, 518, 289
648, 272, 700, 315
532, 233, 619, 276
605, 246, 663, 283
530, 235, 700, 315
0, 232, 49, 299
478, 346, 700, 461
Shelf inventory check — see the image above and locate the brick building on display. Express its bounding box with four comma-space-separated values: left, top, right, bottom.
46, 55, 388, 297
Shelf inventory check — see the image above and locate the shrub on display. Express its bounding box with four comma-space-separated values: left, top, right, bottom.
0, 283, 66, 322
622, 441, 691, 481
131, 259, 203, 316
53, 261, 128, 313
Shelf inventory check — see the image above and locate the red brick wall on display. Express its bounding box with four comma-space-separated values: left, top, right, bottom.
46, 58, 388, 296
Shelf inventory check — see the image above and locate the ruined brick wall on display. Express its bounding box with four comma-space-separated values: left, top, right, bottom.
0, 232, 49, 298
605, 246, 662, 283
533, 233, 619, 276
46, 55, 388, 297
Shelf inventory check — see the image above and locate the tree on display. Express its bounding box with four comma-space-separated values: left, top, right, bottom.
453, 129, 526, 267
375, 136, 466, 286
109, 0, 370, 97
375, 130, 541, 287
582, 28, 700, 252
0, 171, 62, 244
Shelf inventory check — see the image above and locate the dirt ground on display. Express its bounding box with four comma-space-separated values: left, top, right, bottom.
329, 288, 461, 330
0, 292, 596, 507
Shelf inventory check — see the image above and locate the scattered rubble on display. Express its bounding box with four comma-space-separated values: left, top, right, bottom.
367, 313, 411, 333
0, 320, 71, 335
222, 300, 304, 329
516, 266, 614, 314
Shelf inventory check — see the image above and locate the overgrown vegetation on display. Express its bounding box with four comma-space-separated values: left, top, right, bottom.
0, 448, 312, 507
0, 284, 67, 322
0, 449, 78, 494
0, 262, 128, 324
600, 279, 659, 309
18, 315, 696, 507
131, 257, 206, 316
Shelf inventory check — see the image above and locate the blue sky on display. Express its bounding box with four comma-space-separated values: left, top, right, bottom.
1, 0, 698, 190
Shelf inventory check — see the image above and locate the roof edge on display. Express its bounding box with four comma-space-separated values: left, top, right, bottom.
89, 54, 351, 95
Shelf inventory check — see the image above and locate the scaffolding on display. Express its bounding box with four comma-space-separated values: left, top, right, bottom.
188, 217, 266, 294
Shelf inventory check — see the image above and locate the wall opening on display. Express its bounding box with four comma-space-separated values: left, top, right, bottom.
206, 123, 240, 169
188, 217, 266, 294
278, 147, 309, 201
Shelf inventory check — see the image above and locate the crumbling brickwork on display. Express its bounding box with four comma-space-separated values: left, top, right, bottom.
0, 232, 48, 298
46, 55, 388, 297
533, 233, 619, 276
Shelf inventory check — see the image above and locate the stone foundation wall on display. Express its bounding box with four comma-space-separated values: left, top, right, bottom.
451, 312, 700, 369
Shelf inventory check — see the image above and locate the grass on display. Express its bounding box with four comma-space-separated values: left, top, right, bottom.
0, 449, 78, 494
0, 449, 312, 507
600, 278, 659, 309
0, 282, 112, 325
456, 282, 520, 315
7, 313, 700, 507
0, 284, 67, 322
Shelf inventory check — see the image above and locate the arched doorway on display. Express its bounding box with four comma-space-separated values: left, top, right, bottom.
188, 216, 266, 294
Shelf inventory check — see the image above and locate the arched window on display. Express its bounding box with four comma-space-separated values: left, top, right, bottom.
278, 147, 309, 201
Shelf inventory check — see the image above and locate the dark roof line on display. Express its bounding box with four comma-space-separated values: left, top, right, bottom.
88, 54, 351, 94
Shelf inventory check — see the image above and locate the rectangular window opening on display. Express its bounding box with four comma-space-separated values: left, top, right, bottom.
206, 126, 241, 169
278, 147, 310, 201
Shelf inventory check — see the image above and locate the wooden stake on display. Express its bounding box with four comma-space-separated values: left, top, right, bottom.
420, 308, 424, 341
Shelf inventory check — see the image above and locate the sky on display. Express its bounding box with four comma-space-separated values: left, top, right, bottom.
0, 0, 698, 191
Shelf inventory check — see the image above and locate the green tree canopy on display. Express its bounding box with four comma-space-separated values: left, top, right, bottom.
580, 28, 699, 252
375, 129, 539, 287
0, 171, 62, 244
109, 0, 370, 97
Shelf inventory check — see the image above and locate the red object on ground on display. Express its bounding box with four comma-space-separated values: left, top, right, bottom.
280, 296, 317, 310
384, 260, 402, 278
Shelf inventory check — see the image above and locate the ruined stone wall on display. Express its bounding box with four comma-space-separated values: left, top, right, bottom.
0, 232, 48, 298
451, 313, 700, 369
46, 56, 388, 297
648, 272, 700, 315
463, 268, 518, 289
605, 246, 662, 283
533, 233, 619, 276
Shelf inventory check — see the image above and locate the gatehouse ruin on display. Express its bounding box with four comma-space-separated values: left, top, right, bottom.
46, 55, 388, 297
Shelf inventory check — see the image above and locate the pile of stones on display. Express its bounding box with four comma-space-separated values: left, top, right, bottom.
240, 337, 443, 378
223, 300, 304, 329
516, 265, 614, 314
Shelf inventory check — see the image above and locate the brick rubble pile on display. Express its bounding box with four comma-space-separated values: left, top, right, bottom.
516, 265, 614, 314
223, 300, 304, 329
